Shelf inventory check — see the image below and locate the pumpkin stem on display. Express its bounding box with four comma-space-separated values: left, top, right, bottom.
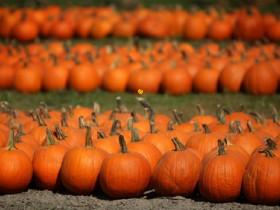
270, 104, 280, 124
149, 119, 158, 134
54, 125, 67, 140
45, 128, 56, 145
167, 120, 175, 131
137, 97, 155, 122
265, 138, 277, 150
97, 131, 106, 139
92, 102, 101, 115
115, 96, 128, 113
119, 135, 128, 153
216, 106, 226, 124
130, 110, 138, 123
172, 109, 183, 124
222, 107, 231, 115
85, 126, 93, 147
195, 104, 205, 115
39, 101, 51, 119
78, 116, 87, 129
127, 118, 133, 131
172, 137, 185, 151
110, 119, 121, 136
131, 128, 140, 142
229, 121, 237, 133
217, 139, 226, 155
61, 107, 68, 127
109, 109, 116, 120
91, 112, 99, 126
14, 124, 25, 143
35, 110, 47, 127
247, 121, 255, 132
67, 105, 74, 117
249, 112, 265, 124
85, 52, 94, 63
202, 124, 211, 134
8, 129, 16, 151
193, 121, 201, 132
259, 147, 275, 158
235, 121, 243, 133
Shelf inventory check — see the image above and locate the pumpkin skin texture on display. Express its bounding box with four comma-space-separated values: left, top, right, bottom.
193, 65, 220, 93
32, 129, 68, 190
219, 61, 248, 93
60, 127, 107, 195
99, 135, 151, 198
199, 140, 246, 202
243, 62, 278, 95
152, 138, 201, 196
243, 148, 280, 205
161, 67, 192, 95
69, 62, 100, 93
0, 130, 33, 194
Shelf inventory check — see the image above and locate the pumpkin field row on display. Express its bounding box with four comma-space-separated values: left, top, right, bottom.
0, 41, 279, 95
0, 98, 280, 204
0, 5, 280, 41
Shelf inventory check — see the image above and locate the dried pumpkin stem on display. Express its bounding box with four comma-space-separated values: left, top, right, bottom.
131, 128, 140, 142
8, 129, 16, 151
92, 102, 100, 115
172, 137, 185, 151
217, 139, 226, 155
46, 128, 56, 145
127, 118, 133, 131
202, 124, 211, 134
247, 121, 255, 132
78, 116, 87, 129
119, 135, 128, 153
54, 125, 67, 140
270, 104, 280, 124
85, 126, 93, 147
149, 119, 158, 134
137, 97, 155, 122
91, 112, 99, 126
39, 101, 51, 119
130, 110, 138, 123
36, 111, 47, 126
97, 131, 106, 139
110, 119, 121, 136
265, 138, 277, 150
115, 96, 128, 113
167, 120, 175, 131
259, 147, 275, 158
172, 109, 183, 124
235, 121, 243, 133
249, 112, 265, 124
195, 104, 205, 115
61, 107, 68, 127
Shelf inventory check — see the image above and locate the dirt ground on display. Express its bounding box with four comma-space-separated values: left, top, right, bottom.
0, 189, 279, 210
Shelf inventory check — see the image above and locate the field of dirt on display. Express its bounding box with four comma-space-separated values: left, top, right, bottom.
0, 189, 279, 210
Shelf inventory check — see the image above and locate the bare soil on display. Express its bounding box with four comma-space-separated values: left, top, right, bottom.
0, 190, 279, 210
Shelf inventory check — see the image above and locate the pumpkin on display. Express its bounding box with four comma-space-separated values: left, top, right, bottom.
0, 129, 32, 193
32, 128, 68, 190
14, 62, 42, 93
186, 124, 224, 158
99, 135, 151, 198
235, 7, 264, 41
60, 127, 107, 194
183, 13, 208, 40
69, 58, 100, 92
127, 128, 161, 172
243, 146, 280, 204
0, 63, 16, 89
102, 64, 129, 92
199, 140, 247, 202
12, 13, 39, 41
43, 55, 69, 91
152, 137, 201, 196
243, 61, 278, 95
161, 63, 192, 95
193, 62, 220, 93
